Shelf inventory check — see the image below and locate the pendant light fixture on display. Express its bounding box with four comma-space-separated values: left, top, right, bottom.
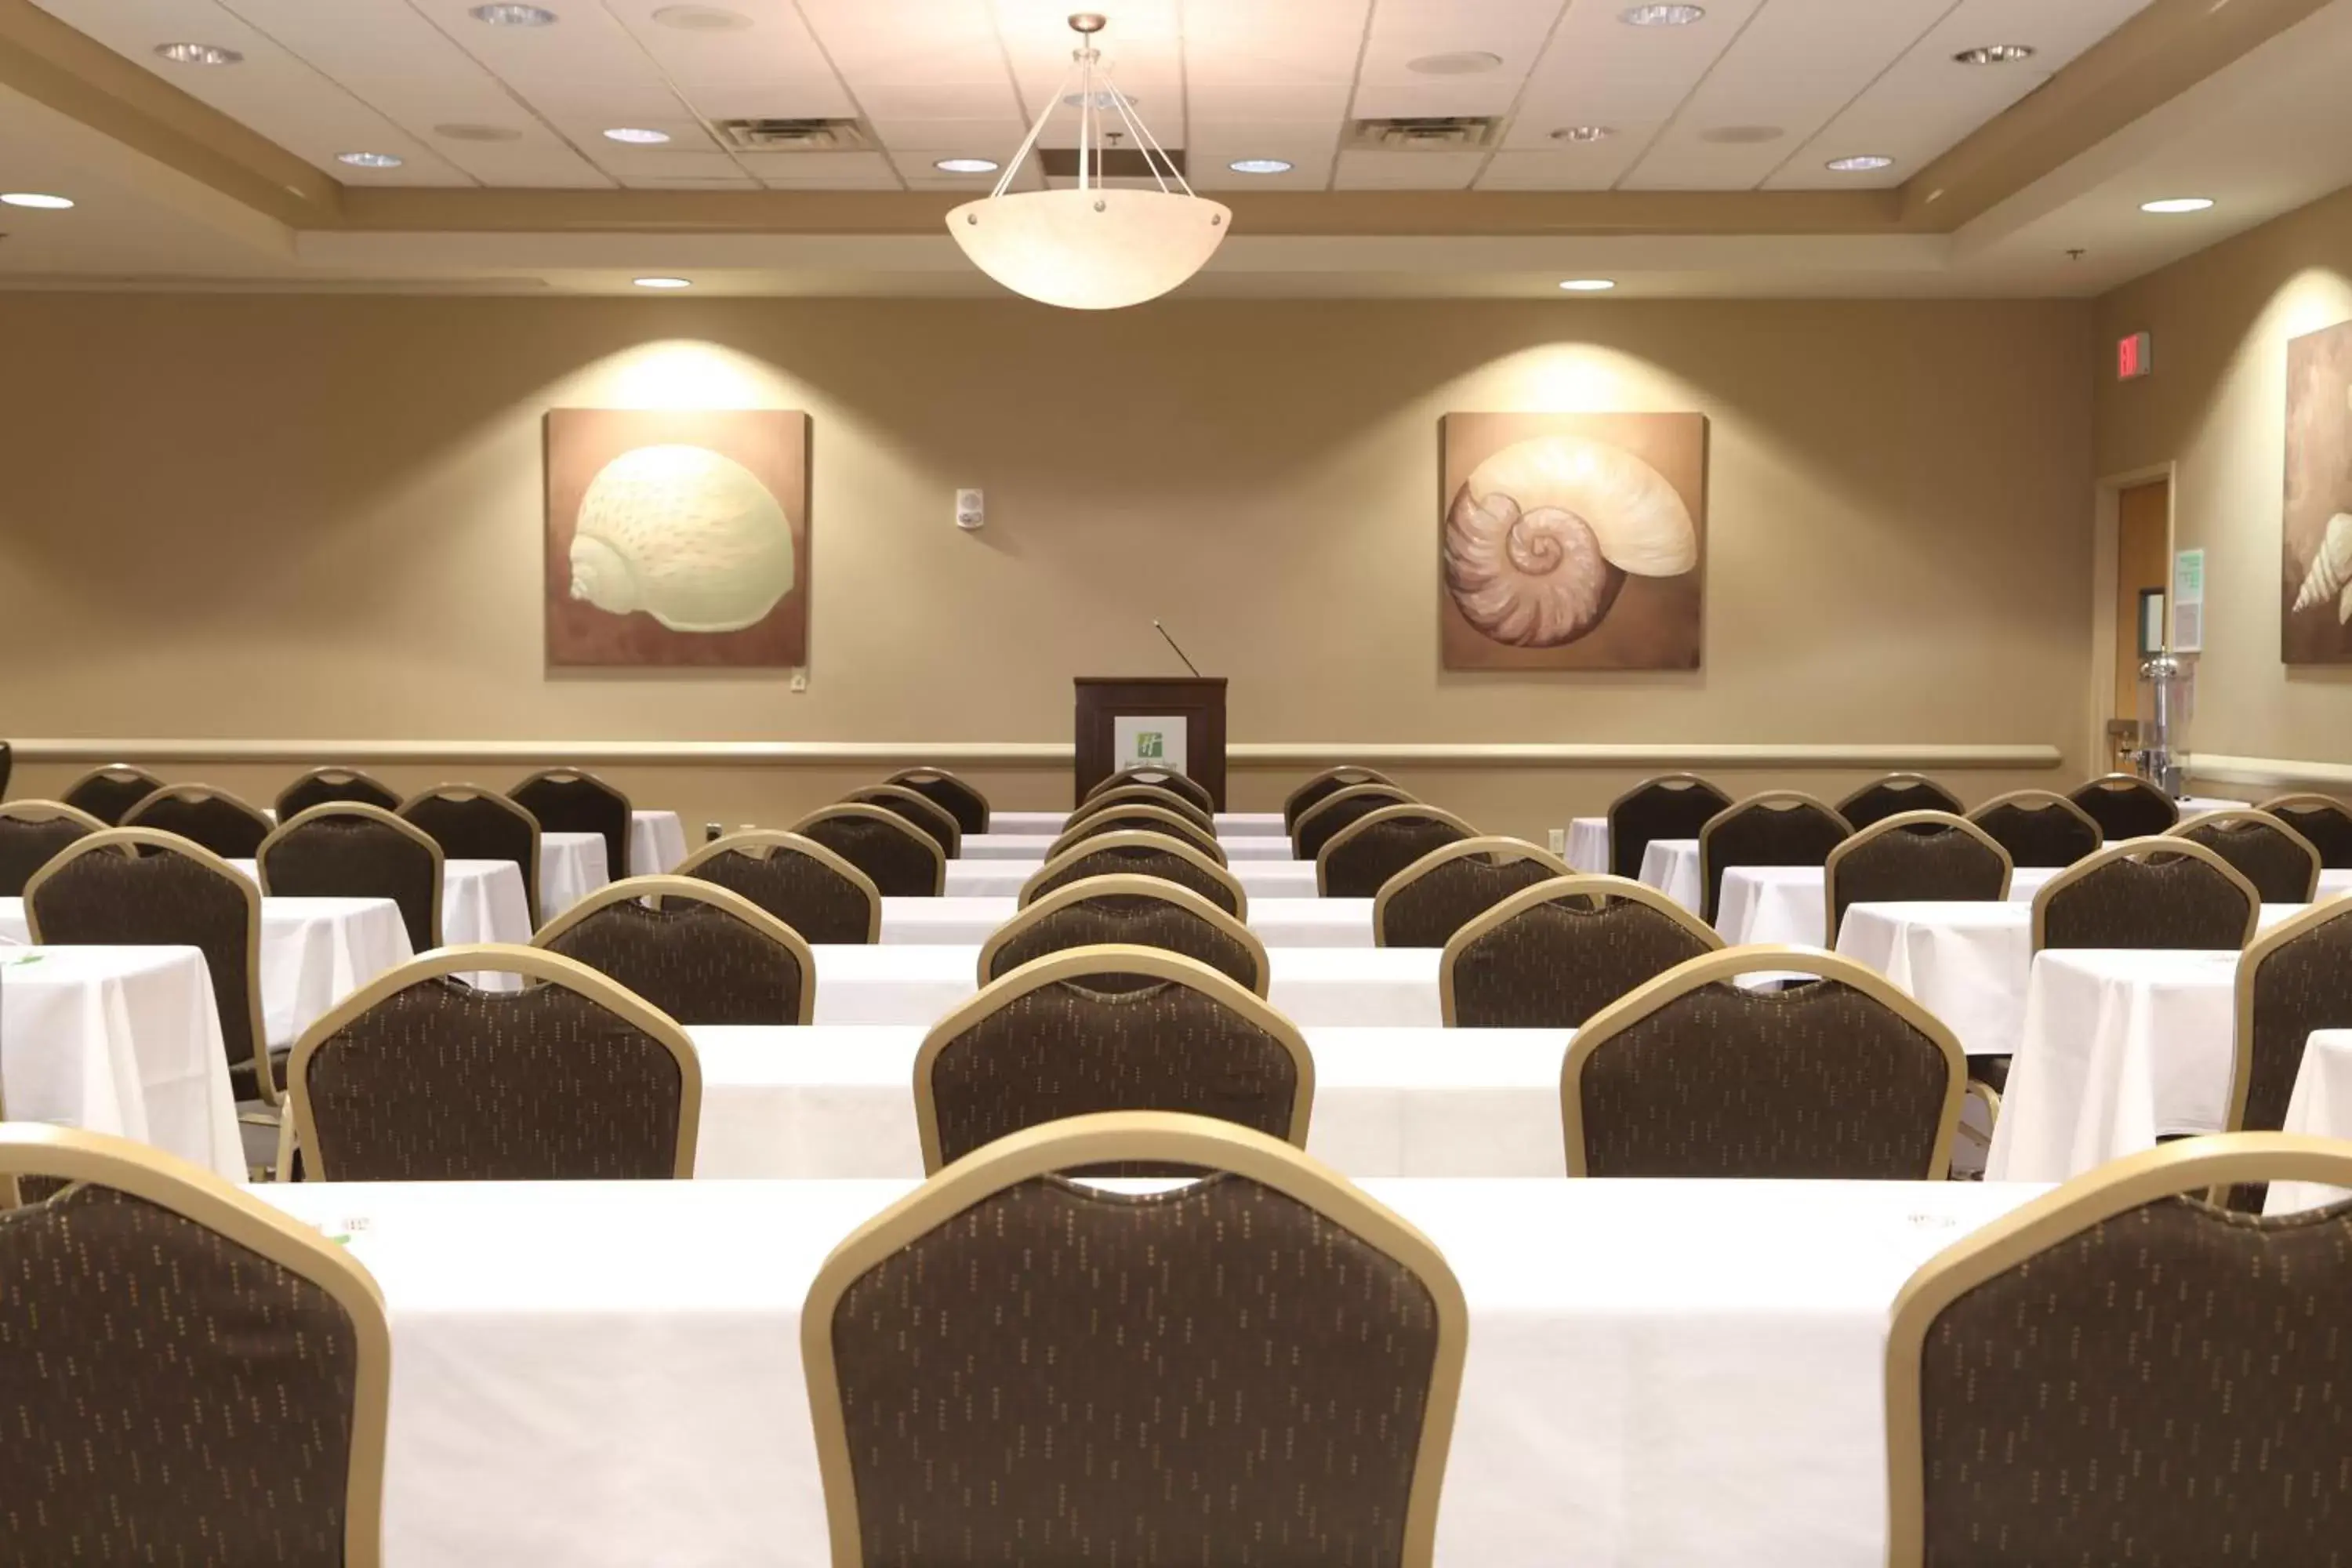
947, 13, 1230, 310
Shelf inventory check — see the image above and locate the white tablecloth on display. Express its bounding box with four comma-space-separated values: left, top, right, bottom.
539, 832, 611, 919
0, 895, 413, 1051
2176, 795, 2251, 818
252, 1175, 2045, 1568
630, 811, 689, 876
1565, 817, 1610, 874
877, 895, 1375, 947
1636, 838, 1703, 911
810, 943, 1443, 1027
687, 1023, 1569, 1178
0, 946, 243, 1179
1720, 866, 2065, 949
231, 856, 532, 993
2268, 1029, 2352, 1214
990, 810, 1286, 837
942, 859, 1318, 900
959, 833, 1298, 862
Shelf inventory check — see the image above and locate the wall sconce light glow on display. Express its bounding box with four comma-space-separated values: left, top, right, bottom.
154, 42, 242, 64
336, 151, 405, 168
933, 157, 1000, 174
2140, 198, 2215, 214
1558, 278, 1617, 292
603, 127, 670, 144
1227, 158, 1294, 175
1825, 154, 1893, 172
0, 192, 74, 209
633, 277, 694, 289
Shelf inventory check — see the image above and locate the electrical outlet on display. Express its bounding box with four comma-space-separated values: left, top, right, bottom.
1547, 826, 1567, 855
789, 669, 808, 693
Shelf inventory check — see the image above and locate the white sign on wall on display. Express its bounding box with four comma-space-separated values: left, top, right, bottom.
1112, 715, 1189, 776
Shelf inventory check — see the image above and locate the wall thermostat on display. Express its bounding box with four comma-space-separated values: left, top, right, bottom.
955, 488, 985, 530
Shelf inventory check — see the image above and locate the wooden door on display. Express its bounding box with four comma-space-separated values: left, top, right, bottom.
2113, 479, 2171, 720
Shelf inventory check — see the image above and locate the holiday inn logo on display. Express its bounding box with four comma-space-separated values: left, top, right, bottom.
1134, 731, 1165, 759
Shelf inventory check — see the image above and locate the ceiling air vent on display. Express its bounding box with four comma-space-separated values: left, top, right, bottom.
1345, 116, 1501, 152
713, 117, 873, 151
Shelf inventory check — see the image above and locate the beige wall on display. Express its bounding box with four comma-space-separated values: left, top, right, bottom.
0, 293, 2093, 833
2096, 183, 2352, 782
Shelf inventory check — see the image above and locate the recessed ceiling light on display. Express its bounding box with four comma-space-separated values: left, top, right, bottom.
652, 4, 750, 30
1406, 50, 1504, 74
434, 123, 524, 143
933, 157, 1000, 174
1825, 154, 1894, 172
633, 276, 693, 289
1559, 278, 1617, 292
1621, 4, 1705, 25
336, 151, 405, 169
1699, 125, 1784, 145
2140, 197, 2215, 214
1550, 125, 1613, 143
603, 127, 671, 144
0, 192, 74, 209
154, 42, 242, 65
1227, 158, 1294, 175
469, 3, 557, 25
1953, 43, 2034, 65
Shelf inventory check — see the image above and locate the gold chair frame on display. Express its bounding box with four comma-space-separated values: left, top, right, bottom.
2028, 834, 2261, 953
1291, 782, 1417, 855
1834, 771, 1964, 820
1439, 873, 1721, 1026
884, 765, 991, 818
275, 766, 401, 819
789, 804, 947, 896
2162, 806, 2321, 902
1283, 765, 1398, 826
258, 802, 447, 951
2255, 791, 2352, 863
1085, 766, 1213, 812
1315, 803, 1478, 897
1065, 782, 1218, 837
977, 873, 1269, 996
122, 781, 274, 846
1371, 835, 1573, 948
531, 873, 818, 1025
673, 829, 884, 942
1819, 810, 2013, 946
1019, 829, 1248, 917
1048, 800, 1227, 864
58, 763, 165, 820
843, 783, 964, 858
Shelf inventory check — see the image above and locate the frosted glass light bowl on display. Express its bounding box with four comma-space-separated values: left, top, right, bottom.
946, 187, 1232, 310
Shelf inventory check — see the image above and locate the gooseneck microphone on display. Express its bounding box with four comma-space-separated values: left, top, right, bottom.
1152, 619, 1203, 677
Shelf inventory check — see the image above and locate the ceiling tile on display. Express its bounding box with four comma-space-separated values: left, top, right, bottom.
737, 150, 902, 187
1504, 0, 1764, 152
1474, 136, 1659, 191
1332, 148, 1487, 190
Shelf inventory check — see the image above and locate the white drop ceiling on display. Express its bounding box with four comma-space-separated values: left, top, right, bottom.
25, 0, 2156, 194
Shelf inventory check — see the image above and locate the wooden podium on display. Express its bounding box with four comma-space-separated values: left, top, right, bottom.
1073, 677, 1228, 809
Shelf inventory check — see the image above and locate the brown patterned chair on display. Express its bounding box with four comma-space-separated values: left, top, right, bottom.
978, 873, 1269, 995
1697, 792, 1852, 924
2068, 771, 2180, 839
1967, 787, 2103, 868
1441, 874, 1722, 1029
258, 803, 445, 953
1022, 831, 1247, 918
2165, 808, 2321, 903
1294, 782, 1417, 862
533, 875, 815, 1025
842, 783, 963, 859
1317, 803, 1477, 898
1885, 1134, 2352, 1568
1067, 782, 1218, 837
791, 804, 945, 898
915, 948, 1309, 1172
1561, 946, 1964, 1178
0, 798, 106, 898
1604, 772, 1731, 880
804, 1111, 1466, 1568
276, 766, 401, 821
509, 768, 633, 888
1833, 772, 1964, 829
59, 763, 164, 826
0, 1123, 391, 1567
2228, 900, 2352, 1142
676, 829, 881, 944
2257, 791, 2352, 869
400, 784, 544, 925
1085, 765, 1213, 814
1820, 811, 2012, 940
122, 783, 273, 859
1049, 801, 1228, 864
1374, 837, 1572, 948
1283, 765, 1398, 835
285, 945, 702, 1181
884, 766, 990, 837
2031, 837, 2260, 953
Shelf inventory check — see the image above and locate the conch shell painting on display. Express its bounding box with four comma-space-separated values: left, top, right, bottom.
2284, 321, 2352, 663
1440, 412, 1707, 670
545, 409, 809, 667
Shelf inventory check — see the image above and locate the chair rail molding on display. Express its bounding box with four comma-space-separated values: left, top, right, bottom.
2185, 753, 2352, 792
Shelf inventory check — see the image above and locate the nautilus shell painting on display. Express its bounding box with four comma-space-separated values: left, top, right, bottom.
1439, 412, 1707, 670
544, 409, 809, 667
2284, 321, 2352, 664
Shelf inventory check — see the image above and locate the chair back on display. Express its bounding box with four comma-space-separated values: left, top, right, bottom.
0, 737, 9, 797
1283, 765, 1397, 833
884, 766, 989, 836
2256, 791, 2352, 869
1067, 782, 1218, 837
675, 829, 881, 943
1562, 946, 1964, 1178
1886, 1134, 2352, 1568
1317, 803, 1476, 897
276, 767, 401, 821
804, 1112, 1465, 1568
0, 798, 106, 897
1442, 874, 1722, 1028
59, 763, 164, 826
25, 829, 272, 1102
533, 875, 815, 1025
1373, 836, 1572, 948
1022, 830, 1247, 917
841, 783, 962, 859
0, 1125, 390, 1567
399, 785, 544, 925
1604, 772, 1731, 880
2229, 901, 2352, 1140
2068, 772, 2180, 839
121, 783, 273, 859
978, 874, 1268, 995
1966, 788, 2103, 867
288, 945, 701, 1181
1834, 771, 1964, 829
791, 804, 946, 897
257, 804, 445, 952
1048, 802, 1226, 863
1087, 766, 1212, 813
508, 768, 633, 888
2031, 837, 2260, 953
1697, 792, 1851, 924
1294, 782, 1416, 862
1820, 811, 2011, 938
2166, 808, 2321, 903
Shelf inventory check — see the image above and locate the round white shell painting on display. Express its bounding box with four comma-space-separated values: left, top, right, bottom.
571, 443, 797, 633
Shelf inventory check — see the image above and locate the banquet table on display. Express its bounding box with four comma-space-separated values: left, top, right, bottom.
252, 1175, 2045, 1568
989, 810, 1286, 837
2267, 1029, 2352, 1214
878, 895, 1374, 947
0, 946, 243, 1179
1717, 864, 2071, 949
687, 1023, 1570, 1178
230, 855, 532, 993
1565, 817, 1611, 874
942, 858, 1318, 900
957, 833, 1299, 861
629, 810, 689, 876
810, 942, 1443, 1026
0, 895, 412, 1050
539, 831, 612, 919
1635, 838, 1704, 911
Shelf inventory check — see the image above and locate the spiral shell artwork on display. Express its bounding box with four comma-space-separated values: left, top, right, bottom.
2290, 511, 2352, 625
1443, 434, 1699, 647
570, 444, 797, 633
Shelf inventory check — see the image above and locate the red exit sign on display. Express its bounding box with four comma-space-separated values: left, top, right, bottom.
2118, 330, 2153, 379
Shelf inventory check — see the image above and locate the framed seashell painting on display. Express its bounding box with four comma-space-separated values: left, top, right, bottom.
1439, 412, 1707, 670
2284, 319, 2352, 664
544, 408, 811, 666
